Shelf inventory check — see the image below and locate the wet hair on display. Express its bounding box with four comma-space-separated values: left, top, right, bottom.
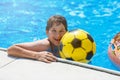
46, 15, 68, 31
114, 32, 120, 42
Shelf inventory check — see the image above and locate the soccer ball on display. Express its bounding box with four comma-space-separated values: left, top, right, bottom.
59, 29, 96, 63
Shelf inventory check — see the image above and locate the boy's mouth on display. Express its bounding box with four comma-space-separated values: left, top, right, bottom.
54, 38, 61, 42
54, 38, 60, 41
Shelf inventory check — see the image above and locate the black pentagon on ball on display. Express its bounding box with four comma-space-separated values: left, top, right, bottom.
87, 34, 94, 42
59, 42, 63, 51
65, 58, 73, 61
71, 38, 81, 48
86, 51, 93, 60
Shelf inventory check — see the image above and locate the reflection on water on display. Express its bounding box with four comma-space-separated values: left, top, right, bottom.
0, 0, 120, 71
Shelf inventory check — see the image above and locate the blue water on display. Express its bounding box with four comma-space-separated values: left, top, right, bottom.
0, 0, 120, 71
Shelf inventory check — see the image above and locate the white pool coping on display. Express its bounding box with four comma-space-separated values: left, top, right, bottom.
0, 48, 120, 80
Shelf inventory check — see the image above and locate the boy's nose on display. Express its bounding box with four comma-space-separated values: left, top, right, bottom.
56, 32, 61, 38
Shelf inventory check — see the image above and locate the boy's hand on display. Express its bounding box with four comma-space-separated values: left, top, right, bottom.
35, 51, 57, 63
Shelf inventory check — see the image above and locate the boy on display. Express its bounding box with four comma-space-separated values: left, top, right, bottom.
7, 15, 68, 63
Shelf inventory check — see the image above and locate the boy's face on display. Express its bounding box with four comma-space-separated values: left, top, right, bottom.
46, 23, 67, 46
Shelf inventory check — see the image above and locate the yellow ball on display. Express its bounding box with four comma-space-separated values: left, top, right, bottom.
59, 29, 96, 63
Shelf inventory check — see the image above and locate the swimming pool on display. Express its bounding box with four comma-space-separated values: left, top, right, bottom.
0, 0, 120, 71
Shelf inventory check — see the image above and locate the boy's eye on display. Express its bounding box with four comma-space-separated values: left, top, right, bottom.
51, 30, 65, 33
60, 30, 66, 32
49, 29, 56, 33
52, 30, 56, 32
60, 31, 63, 32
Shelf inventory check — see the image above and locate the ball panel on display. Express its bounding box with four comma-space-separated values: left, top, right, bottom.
82, 39, 93, 52
61, 44, 73, 58
61, 32, 75, 44
86, 51, 94, 60
92, 42, 96, 54
59, 42, 63, 52
87, 34, 94, 42
59, 51, 66, 59
71, 48, 86, 61
78, 59, 89, 63
71, 38, 81, 48
75, 30, 88, 40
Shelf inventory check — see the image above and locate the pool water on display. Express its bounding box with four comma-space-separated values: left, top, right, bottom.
0, 0, 120, 71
